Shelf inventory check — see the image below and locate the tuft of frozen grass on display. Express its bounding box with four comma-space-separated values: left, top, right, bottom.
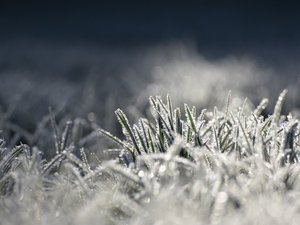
2, 92, 300, 224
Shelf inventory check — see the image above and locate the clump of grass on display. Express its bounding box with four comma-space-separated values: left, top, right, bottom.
100, 90, 296, 167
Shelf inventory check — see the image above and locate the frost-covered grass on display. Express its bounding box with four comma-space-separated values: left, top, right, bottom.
1, 90, 300, 224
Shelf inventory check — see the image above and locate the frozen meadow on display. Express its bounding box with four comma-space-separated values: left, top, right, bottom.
1, 41, 300, 224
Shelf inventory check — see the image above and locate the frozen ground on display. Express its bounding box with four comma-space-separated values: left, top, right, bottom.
1, 40, 300, 225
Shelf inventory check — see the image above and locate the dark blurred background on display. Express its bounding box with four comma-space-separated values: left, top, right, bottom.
0, 1, 300, 139
1, 1, 300, 56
